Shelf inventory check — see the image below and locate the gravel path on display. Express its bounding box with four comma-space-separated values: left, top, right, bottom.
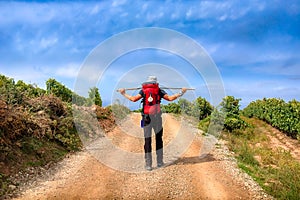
13, 113, 273, 200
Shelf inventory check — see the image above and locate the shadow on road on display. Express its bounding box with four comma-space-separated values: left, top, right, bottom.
169, 153, 216, 166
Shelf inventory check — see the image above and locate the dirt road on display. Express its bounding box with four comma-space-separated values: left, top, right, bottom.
15, 113, 270, 199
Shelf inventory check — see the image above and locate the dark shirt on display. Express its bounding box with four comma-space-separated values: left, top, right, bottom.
139, 89, 167, 100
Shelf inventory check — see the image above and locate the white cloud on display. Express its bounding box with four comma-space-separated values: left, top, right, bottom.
90, 5, 100, 15
0, 1, 106, 27
146, 12, 164, 23
257, 3, 266, 11
179, 1, 264, 22
112, 0, 127, 7
0, 2, 55, 25
1, 0, 299, 106
142, 3, 148, 11
206, 44, 221, 55
23, 63, 82, 81
121, 12, 128, 17
255, 65, 300, 77
55, 63, 80, 78
171, 13, 179, 20
183, 1, 233, 20
186, 8, 193, 19
40, 37, 58, 49
0, 65, 48, 89
218, 14, 228, 21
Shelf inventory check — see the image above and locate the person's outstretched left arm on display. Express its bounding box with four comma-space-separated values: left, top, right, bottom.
163, 88, 187, 101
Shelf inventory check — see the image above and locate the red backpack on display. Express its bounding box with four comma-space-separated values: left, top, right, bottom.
142, 83, 161, 115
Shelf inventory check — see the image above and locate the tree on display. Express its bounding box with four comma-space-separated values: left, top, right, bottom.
192, 97, 213, 120
46, 78, 73, 103
178, 98, 193, 115
220, 96, 247, 132
162, 102, 181, 114
220, 96, 240, 117
86, 87, 102, 107
16, 80, 45, 98
46, 78, 87, 105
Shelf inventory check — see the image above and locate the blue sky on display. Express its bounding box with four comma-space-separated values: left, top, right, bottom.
0, 0, 299, 108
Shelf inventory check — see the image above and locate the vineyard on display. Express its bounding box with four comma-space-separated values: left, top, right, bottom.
162, 95, 300, 141
243, 98, 300, 139
161, 95, 300, 199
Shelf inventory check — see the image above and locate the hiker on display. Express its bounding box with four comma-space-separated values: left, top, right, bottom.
118, 76, 187, 171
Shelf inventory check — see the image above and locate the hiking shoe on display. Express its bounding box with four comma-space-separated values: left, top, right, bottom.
157, 162, 164, 168
145, 165, 152, 171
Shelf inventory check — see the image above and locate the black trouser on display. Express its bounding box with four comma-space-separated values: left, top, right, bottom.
143, 113, 163, 165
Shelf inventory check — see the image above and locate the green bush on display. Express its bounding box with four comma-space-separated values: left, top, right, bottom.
198, 116, 210, 133
46, 78, 88, 106
220, 96, 248, 132
192, 97, 213, 120
108, 103, 130, 121
243, 98, 300, 139
162, 102, 181, 114
46, 78, 73, 103
162, 97, 213, 119
177, 98, 193, 115
86, 87, 102, 107
0, 75, 46, 105
224, 117, 248, 132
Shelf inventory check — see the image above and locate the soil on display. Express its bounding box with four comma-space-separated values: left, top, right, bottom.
13, 113, 272, 200
264, 121, 300, 161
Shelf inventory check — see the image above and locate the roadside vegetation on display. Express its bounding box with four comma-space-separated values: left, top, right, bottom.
0, 74, 115, 197
239, 98, 300, 199
225, 117, 300, 200
163, 95, 300, 199
243, 98, 300, 139
1, 73, 300, 199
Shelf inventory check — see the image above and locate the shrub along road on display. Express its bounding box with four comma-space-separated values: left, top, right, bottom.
14, 113, 271, 199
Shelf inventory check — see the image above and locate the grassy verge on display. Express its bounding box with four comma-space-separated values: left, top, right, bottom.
223, 117, 300, 200
0, 137, 68, 197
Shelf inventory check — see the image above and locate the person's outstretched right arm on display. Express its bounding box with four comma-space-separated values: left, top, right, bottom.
119, 88, 142, 102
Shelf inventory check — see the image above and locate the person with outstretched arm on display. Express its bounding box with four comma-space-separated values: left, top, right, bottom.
118, 76, 187, 171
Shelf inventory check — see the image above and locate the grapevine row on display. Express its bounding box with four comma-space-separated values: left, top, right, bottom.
243, 98, 300, 139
